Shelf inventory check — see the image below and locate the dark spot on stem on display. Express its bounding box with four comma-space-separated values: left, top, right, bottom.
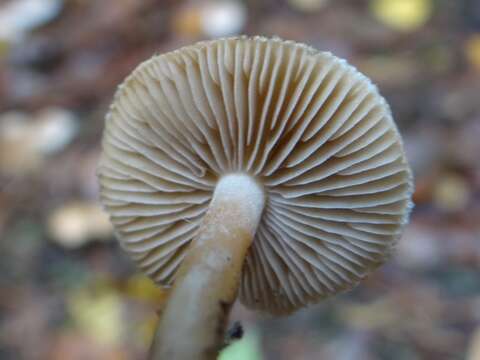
226, 321, 244, 341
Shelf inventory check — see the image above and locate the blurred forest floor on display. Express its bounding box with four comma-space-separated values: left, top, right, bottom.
0, 0, 480, 359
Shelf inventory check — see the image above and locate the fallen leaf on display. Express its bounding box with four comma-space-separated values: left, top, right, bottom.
0, 108, 77, 175
200, 1, 247, 38
433, 173, 470, 212
219, 331, 263, 360
67, 287, 124, 346
0, 0, 63, 42
48, 201, 113, 248
370, 0, 433, 32
125, 274, 169, 306
465, 33, 480, 71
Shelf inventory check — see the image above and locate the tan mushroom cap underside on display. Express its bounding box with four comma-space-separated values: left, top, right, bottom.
98, 36, 413, 314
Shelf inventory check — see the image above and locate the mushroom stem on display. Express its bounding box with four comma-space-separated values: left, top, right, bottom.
149, 174, 265, 360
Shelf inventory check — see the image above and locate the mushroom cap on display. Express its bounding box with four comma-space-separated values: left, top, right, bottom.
98, 37, 413, 314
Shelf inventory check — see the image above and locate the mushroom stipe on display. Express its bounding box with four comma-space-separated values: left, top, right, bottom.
98, 36, 413, 360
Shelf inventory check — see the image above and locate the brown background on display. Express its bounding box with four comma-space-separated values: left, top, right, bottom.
1, 0, 479, 359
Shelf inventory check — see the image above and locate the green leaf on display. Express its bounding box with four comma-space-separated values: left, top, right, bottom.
219, 331, 263, 360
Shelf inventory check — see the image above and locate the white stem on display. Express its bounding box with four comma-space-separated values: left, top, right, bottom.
149, 174, 265, 360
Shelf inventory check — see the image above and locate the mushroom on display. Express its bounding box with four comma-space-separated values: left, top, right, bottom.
98, 36, 413, 359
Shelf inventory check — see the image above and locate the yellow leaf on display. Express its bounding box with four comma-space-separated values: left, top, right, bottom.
465, 34, 480, 71
125, 274, 169, 306
371, 0, 433, 32
68, 288, 123, 346
433, 174, 470, 212
136, 316, 158, 347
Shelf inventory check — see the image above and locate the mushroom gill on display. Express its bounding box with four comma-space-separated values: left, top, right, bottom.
98, 36, 413, 318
